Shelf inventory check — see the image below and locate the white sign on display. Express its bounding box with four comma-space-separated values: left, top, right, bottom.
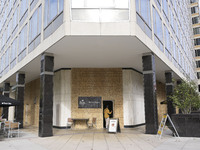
108, 119, 118, 133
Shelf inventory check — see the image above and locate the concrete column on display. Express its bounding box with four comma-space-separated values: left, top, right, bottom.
2, 82, 10, 120
142, 53, 158, 134
39, 53, 54, 137
165, 71, 176, 117
15, 73, 25, 128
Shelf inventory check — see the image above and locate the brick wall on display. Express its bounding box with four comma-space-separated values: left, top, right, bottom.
71, 68, 124, 129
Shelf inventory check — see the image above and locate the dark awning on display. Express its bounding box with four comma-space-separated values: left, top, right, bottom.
0, 95, 21, 107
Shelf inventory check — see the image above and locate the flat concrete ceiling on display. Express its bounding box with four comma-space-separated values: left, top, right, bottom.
4, 36, 178, 86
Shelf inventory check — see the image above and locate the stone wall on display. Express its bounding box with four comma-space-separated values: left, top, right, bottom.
71, 68, 124, 129
156, 81, 167, 123
24, 78, 40, 127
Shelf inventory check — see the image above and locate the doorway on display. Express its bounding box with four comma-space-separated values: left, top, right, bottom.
103, 100, 113, 128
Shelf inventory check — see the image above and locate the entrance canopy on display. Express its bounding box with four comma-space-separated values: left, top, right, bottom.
0, 95, 21, 107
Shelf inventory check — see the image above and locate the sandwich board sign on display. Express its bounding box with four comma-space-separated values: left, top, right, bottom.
108, 118, 121, 133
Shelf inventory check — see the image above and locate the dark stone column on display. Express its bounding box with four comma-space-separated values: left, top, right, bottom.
39, 53, 54, 137
15, 73, 25, 128
2, 82, 10, 120
142, 53, 158, 134
165, 71, 176, 117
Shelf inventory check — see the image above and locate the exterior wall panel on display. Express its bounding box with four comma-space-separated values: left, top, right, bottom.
71, 68, 124, 129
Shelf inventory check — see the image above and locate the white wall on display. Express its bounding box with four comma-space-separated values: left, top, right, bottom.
8, 91, 15, 121
123, 69, 145, 126
53, 70, 71, 127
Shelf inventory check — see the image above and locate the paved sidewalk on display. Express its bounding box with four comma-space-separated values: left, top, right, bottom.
0, 126, 200, 150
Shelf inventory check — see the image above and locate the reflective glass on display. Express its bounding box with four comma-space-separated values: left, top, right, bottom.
101, 9, 129, 22
49, 0, 58, 21
59, 0, 64, 12
72, 9, 100, 21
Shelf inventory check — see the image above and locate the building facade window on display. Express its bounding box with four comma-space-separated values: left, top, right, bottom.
196, 60, 200, 68
197, 72, 200, 79
8, 0, 13, 17
194, 38, 200, 46
10, 37, 18, 69
20, 0, 28, 21
0, 54, 5, 75
195, 49, 200, 57
4, 48, 9, 74
71, 0, 129, 22
191, 0, 198, 3
29, 5, 41, 44
12, 6, 18, 35
198, 85, 200, 92
136, 0, 151, 38
44, 0, 64, 27
162, 0, 168, 19
193, 27, 200, 35
191, 6, 198, 14
7, 19, 12, 42
154, 0, 161, 11
30, 0, 39, 11
153, 6, 163, 51
192, 16, 200, 24
18, 24, 27, 62
136, 0, 151, 27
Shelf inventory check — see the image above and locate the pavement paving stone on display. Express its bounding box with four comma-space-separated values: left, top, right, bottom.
1, 126, 200, 150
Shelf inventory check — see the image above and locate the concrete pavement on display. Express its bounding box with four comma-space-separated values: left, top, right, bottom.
0, 126, 200, 150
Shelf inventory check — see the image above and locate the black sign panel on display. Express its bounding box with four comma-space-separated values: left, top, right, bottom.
78, 97, 101, 108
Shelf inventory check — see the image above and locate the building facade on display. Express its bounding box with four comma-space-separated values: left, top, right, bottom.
191, 0, 200, 92
0, 0, 196, 136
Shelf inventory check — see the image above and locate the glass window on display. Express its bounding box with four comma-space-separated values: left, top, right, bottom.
8, 0, 13, 16
153, 6, 163, 42
154, 0, 161, 11
7, 20, 12, 41
194, 38, 200, 46
10, 37, 18, 69
136, 0, 151, 27
19, 24, 27, 54
197, 72, 200, 79
59, 0, 64, 13
193, 27, 200, 35
30, 0, 39, 11
191, 6, 198, 14
29, 5, 42, 43
195, 49, 200, 57
190, 0, 198, 3
20, 0, 28, 20
5, 48, 9, 69
71, 0, 129, 22
1, 54, 5, 73
162, 0, 168, 18
164, 25, 170, 51
13, 6, 18, 32
44, 0, 64, 27
196, 60, 200, 68
192, 16, 200, 24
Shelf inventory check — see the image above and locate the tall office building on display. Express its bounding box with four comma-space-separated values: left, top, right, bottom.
191, 0, 200, 92
0, 0, 196, 136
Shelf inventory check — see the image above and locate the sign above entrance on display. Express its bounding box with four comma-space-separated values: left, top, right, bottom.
78, 97, 101, 108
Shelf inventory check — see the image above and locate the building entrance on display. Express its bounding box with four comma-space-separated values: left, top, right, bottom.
103, 100, 113, 128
